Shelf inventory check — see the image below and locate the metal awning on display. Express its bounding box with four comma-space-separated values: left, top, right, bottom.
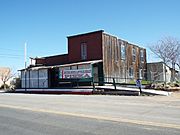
57, 59, 102, 67
20, 59, 103, 71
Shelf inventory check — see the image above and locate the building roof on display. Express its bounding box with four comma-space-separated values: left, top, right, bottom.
103, 32, 145, 50
20, 59, 103, 71
33, 53, 68, 59
58, 59, 102, 67
147, 61, 164, 64
67, 30, 104, 38
147, 61, 170, 68
147, 62, 179, 72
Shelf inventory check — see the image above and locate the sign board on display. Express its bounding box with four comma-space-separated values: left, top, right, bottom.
136, 79, 141, 88
59, 68, 92, 79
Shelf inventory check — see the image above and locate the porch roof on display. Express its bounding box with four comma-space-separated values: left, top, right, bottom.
20, 59, 102, 71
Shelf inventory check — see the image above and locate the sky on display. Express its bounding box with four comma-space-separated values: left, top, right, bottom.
0, 0, 180, 72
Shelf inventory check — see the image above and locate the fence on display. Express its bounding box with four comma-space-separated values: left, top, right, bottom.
57, 76, 149, 89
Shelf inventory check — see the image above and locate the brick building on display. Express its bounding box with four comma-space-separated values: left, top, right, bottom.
20, 30, 146, 89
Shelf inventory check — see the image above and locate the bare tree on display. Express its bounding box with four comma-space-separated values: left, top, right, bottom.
150, 36, 180, 83
176, 56, 180, 81
167, 37, 180, 81
177, 57, 180, 69
0, 68, 14, 89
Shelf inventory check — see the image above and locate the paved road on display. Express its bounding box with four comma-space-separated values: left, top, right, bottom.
0, 107, 179, 135
0, 92, 180, 134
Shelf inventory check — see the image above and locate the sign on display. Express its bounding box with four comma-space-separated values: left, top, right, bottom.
136, 79, 141, 88
59, 69, 92, 79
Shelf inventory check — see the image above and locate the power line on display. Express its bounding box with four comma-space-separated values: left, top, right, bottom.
0, 57, 22, 59
0, 47, 23, 52
0, 55, 23, 59
0, 53, 24, 57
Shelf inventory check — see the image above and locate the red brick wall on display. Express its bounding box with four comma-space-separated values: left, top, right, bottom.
36, 58, 45, 65
68, 31, 103, 63
45, 54, 69, 66
36, 54, 68, 66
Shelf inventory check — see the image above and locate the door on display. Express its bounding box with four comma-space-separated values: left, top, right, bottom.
93, 66, 99, 83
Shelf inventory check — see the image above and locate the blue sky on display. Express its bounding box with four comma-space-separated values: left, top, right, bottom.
0, 0, 180, 72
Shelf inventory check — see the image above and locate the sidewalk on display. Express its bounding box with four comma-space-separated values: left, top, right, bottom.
95, 85, 172, 96
0, 90, 5, 93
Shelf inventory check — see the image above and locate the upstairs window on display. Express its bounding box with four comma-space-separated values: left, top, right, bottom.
140, 49, 144, 62
115, 41, 119, 62
132, 48, 136, 62
121, 43, 126, 60
81, 43, 87, 60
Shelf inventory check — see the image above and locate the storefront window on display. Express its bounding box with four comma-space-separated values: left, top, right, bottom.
78, 64, 91, 69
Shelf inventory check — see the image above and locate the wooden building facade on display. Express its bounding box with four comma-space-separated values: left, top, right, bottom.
102, 33, 146, 83
20, 30, 147, 89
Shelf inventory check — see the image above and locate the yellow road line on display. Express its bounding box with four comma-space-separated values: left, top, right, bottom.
0, 104, 180, 130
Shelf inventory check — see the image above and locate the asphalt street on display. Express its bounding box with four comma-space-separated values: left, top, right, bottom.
0, 92, 180, 135
0, 107, 179, 135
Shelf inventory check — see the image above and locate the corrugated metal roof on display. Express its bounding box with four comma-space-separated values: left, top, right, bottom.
58, 59, 102, 67
20, 59, 103, 71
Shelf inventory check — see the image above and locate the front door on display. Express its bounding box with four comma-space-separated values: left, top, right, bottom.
93, 66, 99, 83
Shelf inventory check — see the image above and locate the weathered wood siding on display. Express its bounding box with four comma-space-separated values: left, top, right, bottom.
102, 33, 146, 83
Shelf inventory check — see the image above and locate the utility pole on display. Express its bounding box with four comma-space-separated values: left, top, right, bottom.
24, 42, 27, 91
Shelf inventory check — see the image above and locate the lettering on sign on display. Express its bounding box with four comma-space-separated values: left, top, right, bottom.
59, 69, 92, 79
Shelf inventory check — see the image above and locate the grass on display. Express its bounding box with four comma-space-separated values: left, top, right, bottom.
129, 80, 151, 85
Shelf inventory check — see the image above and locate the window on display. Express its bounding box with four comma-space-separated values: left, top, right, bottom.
121, 43, 126, 60
115, 42, 119, 62
140, 50, 144, 62
78, 64, 91, 69
132, 48, 136, 62
81, 43, 87, 60
71, 65, 77, 70
139, 69, 143, 79
129, 67, 134, 78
